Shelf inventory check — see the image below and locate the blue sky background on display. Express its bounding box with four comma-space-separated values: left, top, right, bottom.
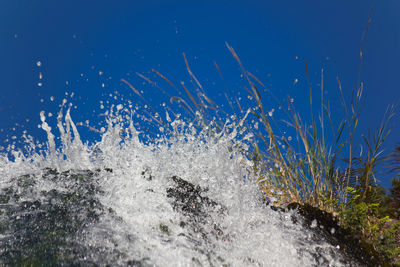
0, 1, 399, 186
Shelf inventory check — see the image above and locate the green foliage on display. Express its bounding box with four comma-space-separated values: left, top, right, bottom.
154, 39, 399, 265
390, 178, 400, 218
338, 184, 400, 265
371, 222, 400, 266
340, 187, 389, 234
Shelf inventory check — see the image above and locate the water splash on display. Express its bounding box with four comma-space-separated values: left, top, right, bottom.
0, 102, 355, 266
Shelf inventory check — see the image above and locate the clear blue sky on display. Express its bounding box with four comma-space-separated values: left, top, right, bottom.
0, 1, 399, 186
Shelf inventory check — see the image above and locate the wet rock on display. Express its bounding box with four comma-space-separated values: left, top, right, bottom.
0, 168, 142, 266
166, 175, 228, 265
141, 167, 153, 181
1, 169, 390, 266
167, 176, 221, 217
284, 203, 391, 267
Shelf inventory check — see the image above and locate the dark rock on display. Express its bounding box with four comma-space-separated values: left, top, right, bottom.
166, 176, 220, 216
284, 203, 391, 267
159, 223, 171, 235
0, 168, 141, 266
141, 167, 153, 181
166, 175, 229, 265
2, 168, 390, 266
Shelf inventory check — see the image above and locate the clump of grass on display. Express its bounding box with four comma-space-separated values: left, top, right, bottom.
123, 40, 395, 209
117, 11, 399, 263
223, 40, 390, 211
219, 14, 399, 263
120, 34, 395, 216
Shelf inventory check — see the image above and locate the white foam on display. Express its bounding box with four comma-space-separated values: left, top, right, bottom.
0, 104, 349, 266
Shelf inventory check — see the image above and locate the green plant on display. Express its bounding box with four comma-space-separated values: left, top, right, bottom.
116, 13, 399, 263
373, 221, 400, 266
339, 185, 400, 265
224, 41, 395, 214
340, 187, 389, 233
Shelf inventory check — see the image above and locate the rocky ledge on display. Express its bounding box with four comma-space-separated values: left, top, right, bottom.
0, 168, 390, 266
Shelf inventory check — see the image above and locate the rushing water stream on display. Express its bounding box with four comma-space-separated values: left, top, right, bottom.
0, 104, 368, 266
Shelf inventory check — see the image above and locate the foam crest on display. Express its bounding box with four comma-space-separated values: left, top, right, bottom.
0, 103, 350, 266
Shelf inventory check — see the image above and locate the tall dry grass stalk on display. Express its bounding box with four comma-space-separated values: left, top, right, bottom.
223, 27, 394, 212
119, 8, 394, 213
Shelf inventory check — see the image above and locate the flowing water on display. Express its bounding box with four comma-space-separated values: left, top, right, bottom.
0, 102, 361, 266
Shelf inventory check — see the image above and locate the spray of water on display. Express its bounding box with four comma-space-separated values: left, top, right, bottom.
0, 101, 353, 266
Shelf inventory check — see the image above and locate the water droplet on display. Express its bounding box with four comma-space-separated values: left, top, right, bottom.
310, 219, 318, 228
268, 109, 274, 117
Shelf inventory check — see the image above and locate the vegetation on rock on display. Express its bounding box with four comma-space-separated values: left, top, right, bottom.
156, 35, 399, 264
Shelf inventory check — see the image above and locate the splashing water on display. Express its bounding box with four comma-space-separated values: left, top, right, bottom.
0, 102, 357, 266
